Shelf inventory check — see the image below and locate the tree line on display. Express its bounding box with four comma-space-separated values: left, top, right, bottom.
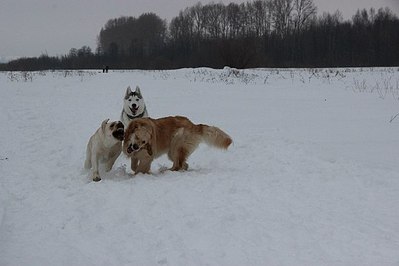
1, 0, 398, 71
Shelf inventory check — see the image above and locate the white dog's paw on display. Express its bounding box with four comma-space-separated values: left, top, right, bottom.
92, 172, 101, 182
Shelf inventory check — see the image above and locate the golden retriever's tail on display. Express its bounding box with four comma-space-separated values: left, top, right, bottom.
196, 124, 232, 149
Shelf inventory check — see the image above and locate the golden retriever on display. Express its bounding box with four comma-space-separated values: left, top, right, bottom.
123, 116, 232, 174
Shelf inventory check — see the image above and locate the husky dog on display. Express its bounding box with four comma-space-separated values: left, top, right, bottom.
120, 86, 148, 128
84, 119, 124, 182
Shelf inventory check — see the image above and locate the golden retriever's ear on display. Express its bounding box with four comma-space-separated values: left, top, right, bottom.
145, 143, 153, 156
101, 119, 110, 132
126, 122, 136, 135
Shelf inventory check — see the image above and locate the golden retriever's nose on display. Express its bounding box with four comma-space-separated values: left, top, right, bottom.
127, 143, 139, 154
127, 144, 133, 154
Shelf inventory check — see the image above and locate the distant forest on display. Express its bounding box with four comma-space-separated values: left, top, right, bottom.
1, 0, 399, 70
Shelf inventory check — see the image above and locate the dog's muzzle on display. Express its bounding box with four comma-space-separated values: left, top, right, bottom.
113, 129, 124, 141
129, 104, 139, 114
112, 122, 125, 141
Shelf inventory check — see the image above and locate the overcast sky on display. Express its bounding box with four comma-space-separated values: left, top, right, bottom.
0, 0, 398, 61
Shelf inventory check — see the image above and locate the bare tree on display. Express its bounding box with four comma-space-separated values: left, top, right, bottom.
189, 3, 206, 40
203, 3, 226, 39
271, 0, 294, 36
170, 10, 194, 42
293, 0, 317, 33
250, 0, 272, 37
226, 3, 242, 39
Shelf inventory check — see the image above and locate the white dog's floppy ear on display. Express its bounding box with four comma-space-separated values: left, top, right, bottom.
101, 119, 110, 132
125, 86, 132, 98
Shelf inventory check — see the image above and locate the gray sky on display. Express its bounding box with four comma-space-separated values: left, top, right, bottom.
0, 0, 398, 61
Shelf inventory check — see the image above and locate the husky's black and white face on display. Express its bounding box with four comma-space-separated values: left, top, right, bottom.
123, 86, 146, 117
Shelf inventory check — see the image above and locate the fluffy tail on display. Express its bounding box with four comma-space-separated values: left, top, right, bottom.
196, 124, 232, 149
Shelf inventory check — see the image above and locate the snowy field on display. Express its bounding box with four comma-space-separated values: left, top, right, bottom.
1, 67, 399, 265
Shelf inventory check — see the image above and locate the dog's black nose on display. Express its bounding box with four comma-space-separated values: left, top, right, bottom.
132, 104, 137, 109
133, 144, 139, 150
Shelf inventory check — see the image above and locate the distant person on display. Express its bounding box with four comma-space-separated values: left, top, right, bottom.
102, 65, 109, 73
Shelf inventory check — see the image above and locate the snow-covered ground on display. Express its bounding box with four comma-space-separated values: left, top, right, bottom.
1, 67, 399, 265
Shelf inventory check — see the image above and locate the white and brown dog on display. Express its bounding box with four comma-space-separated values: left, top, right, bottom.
84, 119, 124, 181
120, 86, 148, 128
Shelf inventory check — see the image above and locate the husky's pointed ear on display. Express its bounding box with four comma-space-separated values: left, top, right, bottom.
135, 86, 142, 98
101, 119, 110, 132
125, 86, 132, 98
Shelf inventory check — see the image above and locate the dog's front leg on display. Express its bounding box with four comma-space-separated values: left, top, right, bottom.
84, 143, 92, 169
105, 152, 121, 172
84, 153, 91, 170
91, 154, 101, 182
131, 157, 138, 172
135, 158, 153, 174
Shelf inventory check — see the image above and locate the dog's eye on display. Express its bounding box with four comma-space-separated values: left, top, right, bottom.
136, 99, 139, 102
128, 99, 132, 102
142, 141, 146, 144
